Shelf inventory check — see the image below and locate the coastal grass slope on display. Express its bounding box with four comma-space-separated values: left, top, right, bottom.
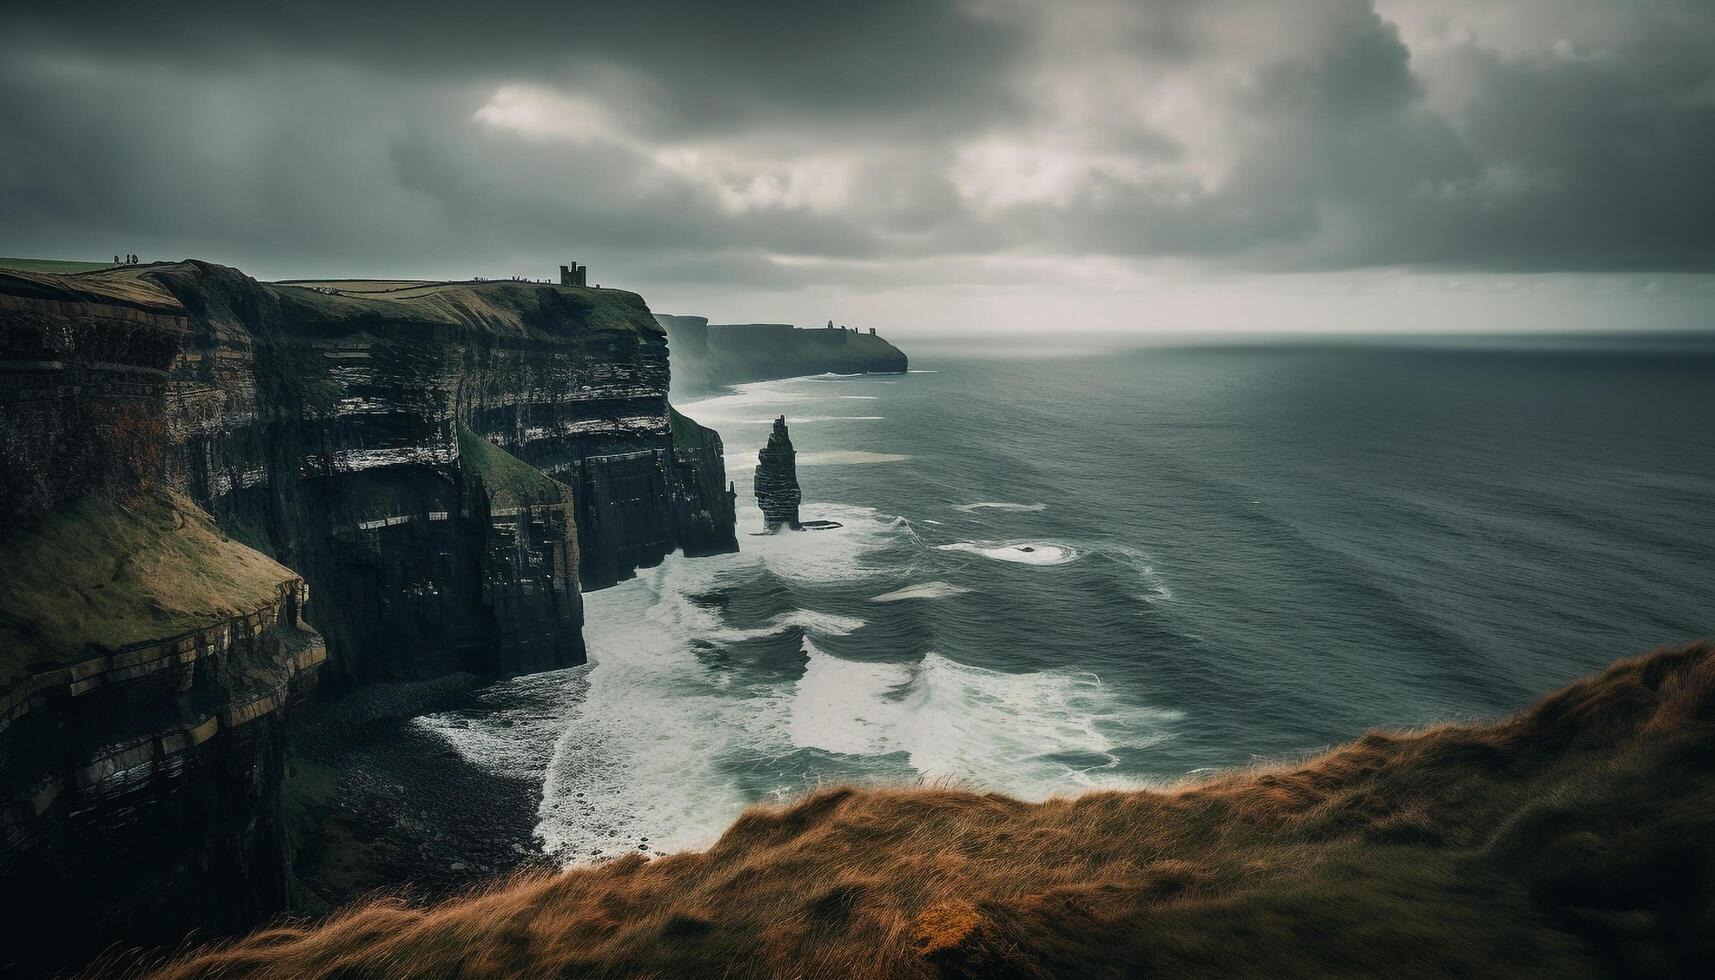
146, 642, 1715, 978
0, 490, 302, 679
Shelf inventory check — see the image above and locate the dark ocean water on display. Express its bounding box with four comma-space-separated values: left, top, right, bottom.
418, 339, 1715, 862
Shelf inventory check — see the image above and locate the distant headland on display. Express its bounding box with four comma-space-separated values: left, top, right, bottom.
656, 314, 909, 393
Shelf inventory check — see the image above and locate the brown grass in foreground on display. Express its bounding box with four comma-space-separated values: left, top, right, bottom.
146, 643, 1715, 979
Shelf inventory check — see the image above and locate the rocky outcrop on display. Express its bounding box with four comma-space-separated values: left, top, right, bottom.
656, 315, 908, 393
753, 416, 802, 532
0, 262, 738, 973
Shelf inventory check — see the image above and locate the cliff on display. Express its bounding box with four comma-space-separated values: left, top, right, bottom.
0, 262, 737, 973
5, 261, 735, 684
753, 416, 802, 531
656, 315, 908, 393
0, 492, 324, 978
151, 641, 1715, 979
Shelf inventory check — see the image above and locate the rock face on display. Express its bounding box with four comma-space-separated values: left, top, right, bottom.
0, 262, 738, 972
656, 315, 908, 393
753, 416, 802, 532
107, 259, 735, 682
0, 269, 329, 975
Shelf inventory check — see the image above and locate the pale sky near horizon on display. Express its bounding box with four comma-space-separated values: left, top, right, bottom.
2, 1, 1712, 335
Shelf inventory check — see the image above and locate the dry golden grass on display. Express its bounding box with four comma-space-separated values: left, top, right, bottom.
145, 642, 1715, 979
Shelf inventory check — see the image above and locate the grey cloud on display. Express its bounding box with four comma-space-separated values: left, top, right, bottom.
0, 0, 1711, 293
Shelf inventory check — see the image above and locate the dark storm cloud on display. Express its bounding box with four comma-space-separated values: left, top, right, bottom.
1, 0, 1712, 287
0, 1, 1028, 137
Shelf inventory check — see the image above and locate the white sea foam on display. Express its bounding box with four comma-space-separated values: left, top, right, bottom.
869, 581, 974, 603
789, 642, 914, 756
797, 451, 912, 466
734, 416, 884, 423
836, 395, 881, 400
412, 667, 589, 778
676, 380, 811, 427
535, 506, 905, 862
935, 541, 1080, 565
1109, 544, 1177, 603
907, 370, 940, 374
788, 646, 1181, 797
951, 502, 1048, 513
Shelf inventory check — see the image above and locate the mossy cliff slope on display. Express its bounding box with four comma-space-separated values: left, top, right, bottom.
156, 642, 1715, 980
656, 314, 908, 393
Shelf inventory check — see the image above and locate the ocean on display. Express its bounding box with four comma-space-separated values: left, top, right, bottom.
416, 337, 1715, 863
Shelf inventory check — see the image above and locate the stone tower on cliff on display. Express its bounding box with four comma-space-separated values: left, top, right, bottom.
559, 261, 588, 287
753, 416, 802, 532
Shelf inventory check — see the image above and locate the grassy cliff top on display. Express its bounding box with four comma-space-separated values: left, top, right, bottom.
0, 491, 298, 682
267, 277, 662, 341
456, 426, 569, 509
2, 259, 663, 342
148, 642, 1715, 978
0, 265, 187, 315
0, 256, 123, 275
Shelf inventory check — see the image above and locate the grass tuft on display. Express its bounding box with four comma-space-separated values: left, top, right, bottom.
144, 641, 1715, 979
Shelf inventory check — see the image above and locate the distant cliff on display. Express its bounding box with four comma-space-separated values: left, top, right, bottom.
655, 315, 907, 393
0, 263, 737, 974
151, 641, 1715, 979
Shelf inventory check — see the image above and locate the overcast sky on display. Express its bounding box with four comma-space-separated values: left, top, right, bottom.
3, 0, 1712, 334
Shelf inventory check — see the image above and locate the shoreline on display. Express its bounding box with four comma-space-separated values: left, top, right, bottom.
285, 676, 550, 914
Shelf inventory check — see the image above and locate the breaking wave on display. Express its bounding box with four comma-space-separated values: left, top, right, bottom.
869, 581, 975, 603
951, 501, 1048, 513
790, 643, 1181, 796
935, 541, 1081, 565
797, 451, 912, 466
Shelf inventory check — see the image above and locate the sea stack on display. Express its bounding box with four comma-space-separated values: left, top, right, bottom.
754, 416, 802, 531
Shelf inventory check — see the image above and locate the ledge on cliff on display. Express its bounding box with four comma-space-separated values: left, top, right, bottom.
0, 490, 302, 681
148, 642, 1715, 979
456, 424, 570, 510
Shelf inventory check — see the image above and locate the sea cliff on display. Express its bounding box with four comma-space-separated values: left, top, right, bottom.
656, 315, 908, 392
0, 262, 738, 973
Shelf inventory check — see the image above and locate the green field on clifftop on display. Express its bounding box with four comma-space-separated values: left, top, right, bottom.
0, 256, 119, 274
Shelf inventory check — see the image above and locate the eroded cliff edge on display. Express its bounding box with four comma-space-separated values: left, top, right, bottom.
0, 263, 738, 973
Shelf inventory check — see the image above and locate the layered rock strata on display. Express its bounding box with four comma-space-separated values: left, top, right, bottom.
37, 260, 738, 683
753, 416, 802, 532
0, 262, 738, 972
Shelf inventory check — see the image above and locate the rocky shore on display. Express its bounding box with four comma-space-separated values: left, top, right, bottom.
284, 675, 549, 913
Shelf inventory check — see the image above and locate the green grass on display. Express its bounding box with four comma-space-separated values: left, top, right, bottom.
270, 279, 660, 341
456, 425, 569, 509
0, 491, 298, 681
0, 256, 119, 274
